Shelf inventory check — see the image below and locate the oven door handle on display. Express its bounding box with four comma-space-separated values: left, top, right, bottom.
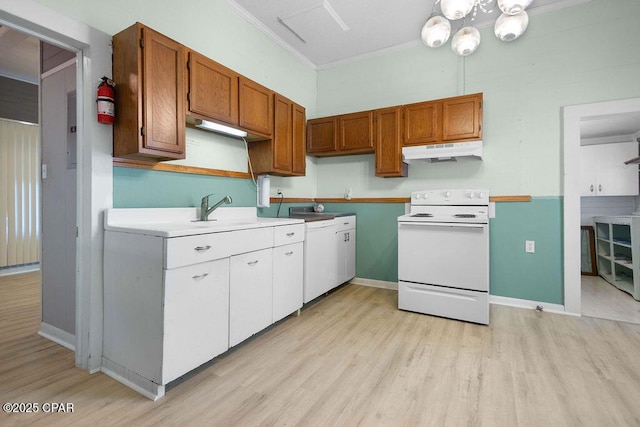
399, 222, 486, 229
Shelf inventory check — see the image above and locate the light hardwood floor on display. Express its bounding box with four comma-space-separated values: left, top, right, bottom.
3, 272, 640, 426
582, 275, 640, 324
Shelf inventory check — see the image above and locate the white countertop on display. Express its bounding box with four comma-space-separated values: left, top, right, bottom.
105, 207, 303, 238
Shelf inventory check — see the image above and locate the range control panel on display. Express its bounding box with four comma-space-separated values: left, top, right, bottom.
411, 189, 490, 206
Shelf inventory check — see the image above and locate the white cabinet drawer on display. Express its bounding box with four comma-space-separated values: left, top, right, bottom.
336, 215, 356, 232
164, 227, 274, 269
274, 223, 305, 246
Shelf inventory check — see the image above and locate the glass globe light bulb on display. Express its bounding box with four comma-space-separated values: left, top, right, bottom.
441, 0, 475, 21
451, 26, 481, 56
421, 15, 452, 48
497, 0, 533, 15
494, 11, 529, 42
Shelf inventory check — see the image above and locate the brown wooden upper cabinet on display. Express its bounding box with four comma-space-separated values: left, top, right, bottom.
339, 111, 374, 154
187, 50, 239, 126
239, 77, 273, 138
247, 94, 306, 176
404, 93, 482, 146
375, 107, 407, 178
307, 111, 374, 156
113, 23, 186, 160
307, 116, 338, 155
442, 93, 482, 141
403, 100, 440, 146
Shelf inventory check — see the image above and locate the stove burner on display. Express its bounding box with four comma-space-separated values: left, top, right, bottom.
454, 214, 477, 218
411, 213, 433, 217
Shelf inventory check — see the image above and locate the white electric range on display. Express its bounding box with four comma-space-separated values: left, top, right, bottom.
397, 189, 490, 325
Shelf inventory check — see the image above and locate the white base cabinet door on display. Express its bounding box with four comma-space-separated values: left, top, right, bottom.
163, 258, 229, 383
336, 216, 356, 285
230, 248, 273, 347
273, 242, 303, 322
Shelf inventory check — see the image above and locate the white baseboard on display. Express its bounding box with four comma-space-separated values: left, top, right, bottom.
353, 279, 579, 317
489, 295, 578, 316
351, 277, 398, 290
38, 322, 76, 351
101, 357, 164, 401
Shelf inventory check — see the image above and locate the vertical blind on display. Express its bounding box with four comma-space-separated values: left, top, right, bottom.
0, 118, 40, 268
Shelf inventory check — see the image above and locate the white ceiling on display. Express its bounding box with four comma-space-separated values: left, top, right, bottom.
0, 25, 39, 83
580, 112, 640, 145
227, 0, 591, 69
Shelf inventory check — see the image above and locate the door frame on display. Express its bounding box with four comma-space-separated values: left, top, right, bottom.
563, 97, 640, 315
0, 1, 113, 372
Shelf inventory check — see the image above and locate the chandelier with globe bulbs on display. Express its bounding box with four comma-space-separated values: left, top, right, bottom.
421, 0, 532, 56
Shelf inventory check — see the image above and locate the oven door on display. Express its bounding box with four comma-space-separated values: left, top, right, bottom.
398, 221, 488, 292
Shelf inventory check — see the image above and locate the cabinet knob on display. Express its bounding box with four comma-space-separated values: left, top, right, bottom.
194, 245, 211, 251
599, 184, 602, 192
285, 251, 294, 256
286, 232, 295, 237
192, 273, 209, 280
247, 260, 259, 266
590, 184, 594, 192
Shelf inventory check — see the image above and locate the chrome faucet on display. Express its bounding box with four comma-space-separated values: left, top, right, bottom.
200, 194, 232, 221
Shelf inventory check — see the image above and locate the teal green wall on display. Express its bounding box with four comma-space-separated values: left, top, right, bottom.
113, 167, 257, 208
490, 198, 563, 304
262, 199, 563, 304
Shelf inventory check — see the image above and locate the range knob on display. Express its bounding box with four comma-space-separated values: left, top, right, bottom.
444, 191, 451, 198
414, 193, 421, 199
468, 191, 475, 199
422, 193, 429, 199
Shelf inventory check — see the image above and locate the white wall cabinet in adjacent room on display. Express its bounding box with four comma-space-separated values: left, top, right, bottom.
580, 142, 638, 197
336, 216, 356, 285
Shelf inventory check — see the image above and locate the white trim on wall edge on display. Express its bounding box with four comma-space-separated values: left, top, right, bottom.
489, 295, 578, 317
351, 277, 398, 290
39, 322, 76, 351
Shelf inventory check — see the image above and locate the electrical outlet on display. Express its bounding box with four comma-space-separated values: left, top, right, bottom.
276, 187, 282, 195
525, 240, 535, 253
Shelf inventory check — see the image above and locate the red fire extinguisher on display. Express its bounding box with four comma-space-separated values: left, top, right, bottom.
97, 76, 115, 124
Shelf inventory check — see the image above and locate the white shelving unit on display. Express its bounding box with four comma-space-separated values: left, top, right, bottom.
594, 216, 640, 300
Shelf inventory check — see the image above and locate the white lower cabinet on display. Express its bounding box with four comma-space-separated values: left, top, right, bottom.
273, 242, 303, 322
163, 258, 229, 383
103, 215, 305, 401
336, 216, 356, 284
229, 248, 273, 347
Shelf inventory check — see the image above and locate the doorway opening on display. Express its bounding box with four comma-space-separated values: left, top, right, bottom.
0, 25, 78, 347
563, 97, 640, 320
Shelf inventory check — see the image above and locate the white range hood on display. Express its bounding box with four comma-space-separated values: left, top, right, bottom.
402, 140, 483, 163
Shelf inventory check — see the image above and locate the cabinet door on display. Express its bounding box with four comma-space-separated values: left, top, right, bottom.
187, 51, 239, 125
595, 142, 639, 196
375, 107, 407, 177
292, 102, 307, 175
581, 142, 639, 196
339, 111, 374, 153
162, 258, 229, 384
307, 117, 338, 154
141, 27, 186, 156
403, 100, 440, 146
273, 242, 303, 322
580, 144, 599, 196
442, 93, 482, 142
239, 77, 273, 136
273, 94, 293, 172
336, 228, 356, 285
230, 248, 273, 347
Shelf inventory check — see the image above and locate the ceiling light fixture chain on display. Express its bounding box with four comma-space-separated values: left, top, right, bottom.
421, 0, 531, 56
